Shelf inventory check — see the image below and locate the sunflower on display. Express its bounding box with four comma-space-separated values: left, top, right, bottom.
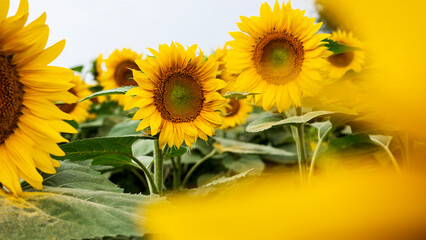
214, 47, 253, 129
0, 0, 77, 195
57, 75, 92, 123
325, 29, 366, 79
98, 48, 142, 105
124, 43, 226, 148
226, 0, 331, 112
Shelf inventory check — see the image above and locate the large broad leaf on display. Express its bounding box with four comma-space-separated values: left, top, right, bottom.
0, 161, 153, 240
223, 91, 260, 100
214, 137, 295, 156
55, 136, 152, 167
246, 111, 334, 133
246, 114, 284, 132
79, 86, 137, 102
222, 155, 265, 174
108, 119, 141, 136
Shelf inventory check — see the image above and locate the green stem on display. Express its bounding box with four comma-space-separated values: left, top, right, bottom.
130, 168, 148, 190
370, 138, 401, 174
181, 149, 217, 189
153, 138, 164, 195
173, 156, 182, 190
294, 106, 308, 184
130, 155, 158, 194
309, 127, 333, 180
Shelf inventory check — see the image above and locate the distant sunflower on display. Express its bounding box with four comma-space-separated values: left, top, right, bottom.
214, 47, 253, 129
57, 75, 92, 123
98, 48, 142, 105
326, 29, 366, 79
226, 1, 331, 112
220, 99, 253, 129
125, 43, 226, 148
0, 0, 77, 195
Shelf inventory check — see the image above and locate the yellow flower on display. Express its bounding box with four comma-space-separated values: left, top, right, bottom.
0, 0, 77, 195
98, 48, 142, 105
143, 169, 426, 240
125, 43, 226, 148
57, 75, 92, 123
226, 0, 331, 112
214, 46, 253, 129
220, 99, 253, 129
326, 30, 366, 79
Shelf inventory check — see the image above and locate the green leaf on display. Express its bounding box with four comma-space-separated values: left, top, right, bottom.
108, 120, 140, 136
323, 38, 361, 55
78, 86, 137, 102
55, 136, 152, 167
223, 91, 260, 100
70, 65, 84, 73
203, 169, 253, 187
0, 161, 153, 240
163, 145, 188, 160
310, 120, 333, 139
222, 155, 265, 174
273, 111, 335, 127
246, 113, 284, 132
214, 137, 295, 156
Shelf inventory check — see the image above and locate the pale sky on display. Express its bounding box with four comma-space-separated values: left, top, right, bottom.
9, 0, 317, 78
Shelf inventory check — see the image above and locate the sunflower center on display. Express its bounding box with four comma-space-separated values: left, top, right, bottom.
114, 61, 139, 86
154, 70, 204, 123
225, 99, 240, 117
0, 54, 24, 144
57, 88, 77, 114
327, 51, 354, 67
254, 32, 304, 85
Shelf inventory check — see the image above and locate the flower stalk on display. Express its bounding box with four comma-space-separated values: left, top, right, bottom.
153, 138, 164, 195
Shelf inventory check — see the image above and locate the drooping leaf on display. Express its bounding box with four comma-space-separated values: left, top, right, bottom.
203, 169, 253, 187
246, 114, 284, 132
0, 161, 154, 240
323, 38, 361, 55
222, 155, 265, 174
310, 120, 333, 139
214, 137, 295, 156
79, 86, 137, 102
273, 111, 335, 127
55, 136, 152, 168
223, 91, 261, 100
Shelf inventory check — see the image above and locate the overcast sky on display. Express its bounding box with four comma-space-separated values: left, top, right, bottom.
9, 0, 317, 74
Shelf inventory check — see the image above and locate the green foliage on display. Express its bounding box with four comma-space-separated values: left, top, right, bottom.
70, 65, 84, 73
223, 91, 260, 100
323, 38, 360, 55
246, 111, 334, 133
55, 136, 152, 168
214, 137, 295, 156
0, 161, 152, 240
79, 86, 137, 102
163, 145, 188, 160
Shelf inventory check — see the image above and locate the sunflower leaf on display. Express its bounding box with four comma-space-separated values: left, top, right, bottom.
214, 137, 295, 156
70, 65, 84, 73
323, 38, 361, 55
78, 86, 137, 102
272, 111, 335, 127
0, 161, 153, 240
223, 91, 261, 100
246, 113, 284, 132
163, 145, 188, 160
55, 135, 153, 168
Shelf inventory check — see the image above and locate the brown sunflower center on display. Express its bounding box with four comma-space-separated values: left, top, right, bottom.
0, 54, 24, 144
114, 61, 139, 86
154, 70, 204, 123
253, 32, 304, 85
327, 51, 354, 67
225, 99, 240, 117
58, 88, 77, 113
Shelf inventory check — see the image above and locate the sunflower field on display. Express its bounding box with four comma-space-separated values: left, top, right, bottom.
1, 0, 426, 239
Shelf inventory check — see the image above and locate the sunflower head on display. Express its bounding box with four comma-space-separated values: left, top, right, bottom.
0, 0, 77, 195
98, 48, 143, 105
57, 75, 93, 123
125, 43, 226, 149
226, 0, 331, 112
325, 29, 366, 79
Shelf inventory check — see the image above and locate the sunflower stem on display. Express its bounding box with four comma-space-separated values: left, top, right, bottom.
153, 138, 164, 195
181, 149, 217, 189
308, 127, 333, 181
172, 157, 182, 190
130, 157, 158, 194
294, 106, 308, 185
